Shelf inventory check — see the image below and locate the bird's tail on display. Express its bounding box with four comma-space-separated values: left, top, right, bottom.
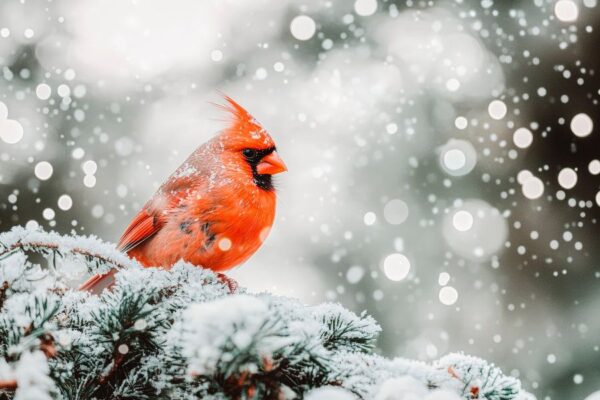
78, 269, 117, 295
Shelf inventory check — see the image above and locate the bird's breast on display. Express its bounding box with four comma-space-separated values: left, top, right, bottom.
189, 189, 276, 271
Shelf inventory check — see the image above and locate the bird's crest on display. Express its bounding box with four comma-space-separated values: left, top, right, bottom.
214, 94, 275, 148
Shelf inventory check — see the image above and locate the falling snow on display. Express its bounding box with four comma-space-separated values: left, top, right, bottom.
0, 0, 599, 398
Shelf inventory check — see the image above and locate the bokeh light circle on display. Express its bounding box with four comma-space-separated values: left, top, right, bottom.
570, 113, 593, 137
558, 168, 577, 189
439, 139, 477, 177
521, 176, 545, 199
513, 127, 533, 148
555, 0, 579, 22
34, 161, 54, 181
439, 286, 458, 305
589, 160, 600, 175
488, 100, 507, 120
354, 0, 377, 16
442, 200, 508, 261
0, 119, 24, 144
383, 253, 411, 281
290, 15, 316, 41
383, 199, 409, 225
452, 210, 473, 232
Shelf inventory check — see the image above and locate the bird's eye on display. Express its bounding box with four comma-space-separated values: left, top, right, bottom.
242, 149, 257, 159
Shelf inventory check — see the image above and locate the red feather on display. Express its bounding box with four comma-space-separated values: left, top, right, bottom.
118, 209, 163, 253
78, 270, 116, 294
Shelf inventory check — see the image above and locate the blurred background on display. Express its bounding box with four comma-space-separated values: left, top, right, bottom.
0, 0, 599, 398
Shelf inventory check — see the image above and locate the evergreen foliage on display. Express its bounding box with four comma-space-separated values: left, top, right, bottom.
0, 227, 533, 400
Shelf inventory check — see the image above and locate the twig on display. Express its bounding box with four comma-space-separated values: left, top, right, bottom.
0, 241, 127, 270
98, 352, 125, 384
40, 333, 57, 358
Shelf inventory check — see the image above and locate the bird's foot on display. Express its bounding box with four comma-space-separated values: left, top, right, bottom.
217, 273, 238, 294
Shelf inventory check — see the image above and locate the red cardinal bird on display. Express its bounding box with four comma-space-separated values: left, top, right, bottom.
80, 96, 287, 293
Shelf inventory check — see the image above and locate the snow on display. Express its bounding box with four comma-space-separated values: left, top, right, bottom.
82, 160, 97, 175
0, 118, 24, 145
375, 376, 463, 400
313, 301, 381, 346
557, 168, 578, 190
436, 353, 521, 399
0, 228, 534, 399
452, 211, 473, 232
34, 161, 53, 181
57, 195, 73, 211
589, 160, 600, 175
175, 295, 273, 375
354, 0, 378, 17
438, 286, 458, 306
488, 100, 507, 120
2, 0, 598, 397
383, 199, 409, 225
442, 200, 508, 261
346, 265, 365, 284
426, 391, 462, 400
35, 84, 52, 100
521, 175, 545, 200
383, 253, 411, 281
555, 0, 579, 22
570, 113, 593, 137
290, 16, 317, 41
0, 101, 7, 119
173, 163, 197, 179
0, 225, 139, 277
0, 351, 55, 400
443, 150, 467, 171
438, 140, 477, 177
14, 351, 54, 400
375, 376, 428, 400
513, 128, 534, 149
305, 386, 356, 400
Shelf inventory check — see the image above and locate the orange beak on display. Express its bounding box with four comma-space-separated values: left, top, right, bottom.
256, 151, 287, 175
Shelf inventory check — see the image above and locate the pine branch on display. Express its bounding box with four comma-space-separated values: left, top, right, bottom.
0, 241, 128, 271
0, 226, 532, 400
0, 226, 137, 277
84, 288, 168, 397
0, 281, 8, 311
319, 309, 380, 353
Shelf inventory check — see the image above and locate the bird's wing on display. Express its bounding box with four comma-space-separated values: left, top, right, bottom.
117, 174, 202, 253
80, 207, 165, 293
117, 207, 164, 253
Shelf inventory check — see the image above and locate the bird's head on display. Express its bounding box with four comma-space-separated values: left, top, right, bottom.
216, 96, 287, 191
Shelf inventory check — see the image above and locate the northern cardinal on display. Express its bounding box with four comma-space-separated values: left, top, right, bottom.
79, 96, 287, 293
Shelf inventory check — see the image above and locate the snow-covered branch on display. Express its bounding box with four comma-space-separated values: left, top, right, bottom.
0, 226, 533, 399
